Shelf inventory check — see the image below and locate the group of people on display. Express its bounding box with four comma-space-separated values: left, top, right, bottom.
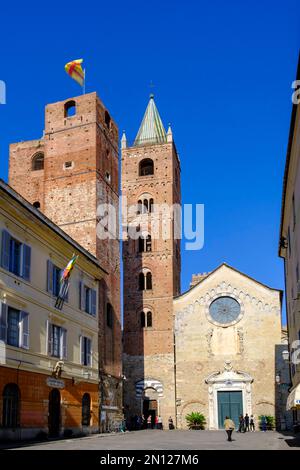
224, 414, 255, 442
127, 414, 164, 430
238, 414, 255, 433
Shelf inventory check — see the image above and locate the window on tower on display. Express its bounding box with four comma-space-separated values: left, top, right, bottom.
136, 197, 154, 214
138, 234, 152, 253
106, 303, 113, 329
139, 158, 154, 176
64, 100, 76, 117
32, 152, 44, 171
140, 310, 153, 328
139, 273, 145, 290
105, 111, 111, 129
138, 271, 153, 291
146, 272, 152, 290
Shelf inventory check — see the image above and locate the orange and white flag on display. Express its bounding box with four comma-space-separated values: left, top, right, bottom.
65, 59, 84, 86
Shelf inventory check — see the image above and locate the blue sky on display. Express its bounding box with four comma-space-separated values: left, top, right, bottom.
0, 1, 299, 322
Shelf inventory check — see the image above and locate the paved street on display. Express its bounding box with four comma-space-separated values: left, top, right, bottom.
4, 430, 300, 451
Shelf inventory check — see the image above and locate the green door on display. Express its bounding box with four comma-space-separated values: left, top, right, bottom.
217, 391, 243, 429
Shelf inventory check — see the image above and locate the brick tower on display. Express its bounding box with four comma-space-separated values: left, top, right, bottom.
8, 92, 122, 427
122, 95, 181, 427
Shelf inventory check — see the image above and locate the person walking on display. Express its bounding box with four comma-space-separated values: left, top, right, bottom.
224, 416, 235, 441
244, 413, 250, 432
158, 415, 163, 430
238, 414, 245, 433
250, 415, 255, 432
261, 415, 267, 432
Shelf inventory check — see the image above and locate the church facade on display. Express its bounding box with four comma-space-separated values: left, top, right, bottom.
174, 264, 282, 430
122, 97, 286, 430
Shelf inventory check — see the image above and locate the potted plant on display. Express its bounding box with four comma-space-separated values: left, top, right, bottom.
185, 412, 206, 430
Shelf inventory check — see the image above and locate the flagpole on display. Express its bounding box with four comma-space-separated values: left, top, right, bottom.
83, 68, 86, 95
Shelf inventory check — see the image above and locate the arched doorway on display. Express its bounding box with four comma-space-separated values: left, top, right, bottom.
82, 393, 91, 426
48, 389, 61, 437
2, 383, 20, 428
142, 388, 158, 429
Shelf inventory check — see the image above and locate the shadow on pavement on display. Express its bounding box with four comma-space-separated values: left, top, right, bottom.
277, 430, 300, 448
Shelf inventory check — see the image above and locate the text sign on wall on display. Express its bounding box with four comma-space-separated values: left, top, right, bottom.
46, 377, 65, 389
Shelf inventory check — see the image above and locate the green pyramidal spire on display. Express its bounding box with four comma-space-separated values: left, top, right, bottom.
134, 94, 167, 146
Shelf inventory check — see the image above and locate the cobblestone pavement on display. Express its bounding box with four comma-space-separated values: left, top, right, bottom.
4, 430, 300, 450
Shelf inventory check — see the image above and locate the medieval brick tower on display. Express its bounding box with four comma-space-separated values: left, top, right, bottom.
122, 95, 181, 426
8, 92, 122, 427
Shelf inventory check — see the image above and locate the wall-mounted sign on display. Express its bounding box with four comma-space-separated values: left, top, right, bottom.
46, 377, 65, 389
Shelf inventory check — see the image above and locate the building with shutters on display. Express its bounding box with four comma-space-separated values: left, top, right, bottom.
8, 92, 123, 432
0, 179, 106, 440
279, 54, 300, 424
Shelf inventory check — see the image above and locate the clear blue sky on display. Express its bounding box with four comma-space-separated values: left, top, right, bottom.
0, 1, 299, 322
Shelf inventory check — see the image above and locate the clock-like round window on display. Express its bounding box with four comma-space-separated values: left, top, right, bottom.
209, 296, 241, 325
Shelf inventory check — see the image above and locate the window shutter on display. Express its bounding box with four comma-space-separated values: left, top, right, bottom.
91, 289, 97, 316
61, 328, 67, 359
0, 302, 8, 342
20, 311, 29, 349
87, 338, 92, 367
79, 281, 83, 310
1, 230, 10, 271
80, 335, 85, 365
22, 244, 31, 281
47, 260, 53, 293
47, 321, 53, 356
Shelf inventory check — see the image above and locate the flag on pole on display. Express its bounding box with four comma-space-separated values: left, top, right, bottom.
60, 253, 79, 283
65, 59, 85, 87
55, 254, 78, 310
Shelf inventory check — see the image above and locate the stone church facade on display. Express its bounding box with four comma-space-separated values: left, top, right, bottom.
122, 97, 286, 430
174, 264, 282, 430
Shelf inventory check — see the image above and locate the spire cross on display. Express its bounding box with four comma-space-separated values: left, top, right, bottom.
149, 80, 155, 97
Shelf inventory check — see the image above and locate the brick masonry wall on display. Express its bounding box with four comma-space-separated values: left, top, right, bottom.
8, 92, 121, 388
122, 141, 181, 426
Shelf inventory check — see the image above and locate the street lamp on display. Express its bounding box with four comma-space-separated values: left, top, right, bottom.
275, 374, 281, 384
282, 350, 290, 362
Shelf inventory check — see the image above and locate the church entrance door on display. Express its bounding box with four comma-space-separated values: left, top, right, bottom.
217, 391, 242, 429
143, 398, 157, 428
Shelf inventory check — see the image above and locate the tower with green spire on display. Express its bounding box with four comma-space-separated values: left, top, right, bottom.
122, 95, 181, 426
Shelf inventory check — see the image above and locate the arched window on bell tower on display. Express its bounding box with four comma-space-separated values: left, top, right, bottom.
146, 272, 152, 290
138, 234, 152, 253
64, 100, 76, 117
32, 152, 44, 171
138, 270, 152, 291
140, 310, 153, 328
139, 158, 154, 176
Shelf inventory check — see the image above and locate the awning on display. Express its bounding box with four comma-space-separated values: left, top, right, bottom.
286, 383, 300, 410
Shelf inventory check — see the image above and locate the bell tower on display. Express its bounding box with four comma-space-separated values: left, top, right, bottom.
122, 95, 181, 425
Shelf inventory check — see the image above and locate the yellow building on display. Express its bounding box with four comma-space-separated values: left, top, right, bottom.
279, 54, 300, 424
0, 179, 106, 440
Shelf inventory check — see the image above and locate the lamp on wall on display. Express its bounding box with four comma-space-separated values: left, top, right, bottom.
282, 350, 290, 362
275, 373, 281, 384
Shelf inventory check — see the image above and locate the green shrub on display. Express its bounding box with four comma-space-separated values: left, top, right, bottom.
185, 412, 206, 430
258, 415, 275, 430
